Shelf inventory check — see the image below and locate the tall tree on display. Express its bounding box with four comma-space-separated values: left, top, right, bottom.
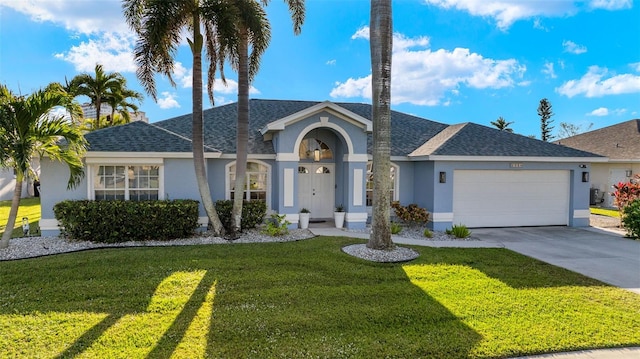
123, 0, 239, 236
537, 98, 555, 142
229, 0, 304, 239
70, 64, 128, 129
490, 116, 514, 133
367, 0, 394, 250
557, 122, 593, 139
0, 84, 87, 248
106, 87, 144, 125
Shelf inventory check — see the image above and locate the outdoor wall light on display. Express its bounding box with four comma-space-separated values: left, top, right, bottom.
582, 172, 589, 182
626, 170, 633, 177
439, 172, 446, 183
313, 149, 321, 162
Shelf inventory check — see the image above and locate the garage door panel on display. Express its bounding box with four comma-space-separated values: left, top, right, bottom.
453, 170, 569, 228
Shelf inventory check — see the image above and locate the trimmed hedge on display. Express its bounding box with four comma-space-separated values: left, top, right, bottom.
622, 199, 640, 239
53, 200, 199, 243
215, 200, 267, 232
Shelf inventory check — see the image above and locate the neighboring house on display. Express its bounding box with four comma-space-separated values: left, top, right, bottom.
0, 158, 40, 201
40, 100, 602, 235
556, 119, 640, 208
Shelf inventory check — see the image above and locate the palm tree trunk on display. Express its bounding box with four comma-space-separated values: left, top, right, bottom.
230, 29, 250, 240
367, 0, 394, 250
191, 13, 225, 236
0, 172, 23, 248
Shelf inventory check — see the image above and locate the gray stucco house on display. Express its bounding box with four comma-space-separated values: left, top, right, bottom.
40, 99, 603, 235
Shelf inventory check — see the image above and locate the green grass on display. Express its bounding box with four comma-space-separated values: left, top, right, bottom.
590, 207, 621, 218
1, 238, 639, 358
0, 197, 41, 238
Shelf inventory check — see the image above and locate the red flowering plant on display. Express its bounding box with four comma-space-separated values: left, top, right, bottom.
611, 175, 640, 210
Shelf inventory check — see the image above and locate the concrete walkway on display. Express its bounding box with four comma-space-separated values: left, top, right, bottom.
308, 225, 640, 359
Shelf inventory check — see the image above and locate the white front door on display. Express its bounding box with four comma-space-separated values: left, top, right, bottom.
298, 164, 335, 218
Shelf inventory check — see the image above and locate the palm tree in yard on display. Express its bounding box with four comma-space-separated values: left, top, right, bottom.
0, 84, 87, 249
367, 0, 394, 250
229, 0, 304, 239
490, 116, 514, 133
123, 0, 240, 236
70, 64, 127, 129
105, 88, 144, 126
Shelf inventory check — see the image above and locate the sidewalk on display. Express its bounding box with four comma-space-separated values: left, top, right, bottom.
308, 225, 640, 359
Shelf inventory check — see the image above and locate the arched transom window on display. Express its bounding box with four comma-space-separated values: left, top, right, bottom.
228, 161, 269, 201
366, 162, 398, 206
299, 138, 333, 161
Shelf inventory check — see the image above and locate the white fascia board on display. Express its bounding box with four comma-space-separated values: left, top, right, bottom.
84, 151, 222, 160
607, 159, 640, 163
260, 101, 372, 135
218, 154, 276, 160
408, 155, 609, 163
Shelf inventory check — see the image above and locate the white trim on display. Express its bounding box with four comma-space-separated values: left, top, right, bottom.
573, 209, 591, 219
88, 164, 165, 201
85, 151, 221, 159
284, 168, 294, 207
343, 154, 369, 162
260, 101, 372, 135
432, 212, 454, 222
345, 212, 368, 222
224, 160, 271, 210
39, 219, 60, 231
86, 157, 163, 165
198, 216, 209, 226
353, 169, 363, 206
409, 155, 608, 163
219, 154, 276, 160
285, 213, 299, 224
276, 153, 300, 162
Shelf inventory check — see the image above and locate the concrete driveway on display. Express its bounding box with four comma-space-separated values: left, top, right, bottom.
472, 227, 640, 294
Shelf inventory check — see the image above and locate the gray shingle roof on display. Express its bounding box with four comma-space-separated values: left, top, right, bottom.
555, 119, 640, 160
84, 121, 219, 153
84, 99, 603, 159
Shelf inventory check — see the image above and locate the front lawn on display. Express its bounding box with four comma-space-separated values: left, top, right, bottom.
590, 207, 620, 218
1, 238, 639, 358
0, 197, 41, 238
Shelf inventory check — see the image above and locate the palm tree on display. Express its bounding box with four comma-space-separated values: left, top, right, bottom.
123, 0, 240, 236
490, 116, 514, 133
70, 64, 127, 129
106, 87, 144, 125
229, 0, 304, 238
367, 0, 394, 250
0, 84, 87, 248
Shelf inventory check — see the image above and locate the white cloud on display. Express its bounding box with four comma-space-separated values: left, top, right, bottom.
562, 40, 587, 54
631, 62, 640, 72
589, 0, 632, 10
157, 92, 180, 109
326, 59, 336, 66
542, 62, 557, 79
54, 32, 137, 73
423, 0, 577, 30
0, 0, 129, 34
351, 26, 369, 40
331, 29, 526, 106
587, 107, 609, 116
556, 65, 640, 98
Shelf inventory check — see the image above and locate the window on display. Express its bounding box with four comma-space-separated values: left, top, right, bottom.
228, 161, 269, 201
315, 166, 331, 174
366, 162, 397, 206
94, 165, 160, 201
299, 138, 332, 161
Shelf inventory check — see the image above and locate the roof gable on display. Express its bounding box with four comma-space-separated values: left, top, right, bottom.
556, 119, 640, 160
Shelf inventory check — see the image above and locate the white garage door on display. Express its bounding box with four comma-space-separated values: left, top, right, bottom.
452, 170, 570, 228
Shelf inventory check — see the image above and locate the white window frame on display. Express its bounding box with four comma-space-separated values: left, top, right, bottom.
225, 160, 271, 208
86, 158, 164, 201
366, 161, 399, 207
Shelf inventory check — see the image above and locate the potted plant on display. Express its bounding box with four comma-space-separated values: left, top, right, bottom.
334, 204, 345, 228
299, 208, 310, 229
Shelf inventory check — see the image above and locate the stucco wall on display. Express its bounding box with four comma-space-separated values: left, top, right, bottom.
590, 163, 639, 208
40, 159, 88, 235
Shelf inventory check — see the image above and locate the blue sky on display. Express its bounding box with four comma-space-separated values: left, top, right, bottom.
1, 0, 638, 138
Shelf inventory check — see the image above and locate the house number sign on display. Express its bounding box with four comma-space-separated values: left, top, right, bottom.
510, 163, 523, 168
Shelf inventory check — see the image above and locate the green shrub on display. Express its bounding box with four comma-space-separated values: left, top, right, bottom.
215, 200, 267, 232
423, 229, 433, 238
390, 222, 402, 234
391, 201, 430, 225
446, 224, 471, 238
262, 213, 290, 236
53, 200, 199, 243
622, 199, 640, 239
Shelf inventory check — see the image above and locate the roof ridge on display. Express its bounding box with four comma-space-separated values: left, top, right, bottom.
148, 122, 221, 152
408, 123, 468, 157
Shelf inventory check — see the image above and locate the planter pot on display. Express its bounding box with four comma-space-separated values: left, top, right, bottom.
334, 212, 345, 228
299, 213, 310, 229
